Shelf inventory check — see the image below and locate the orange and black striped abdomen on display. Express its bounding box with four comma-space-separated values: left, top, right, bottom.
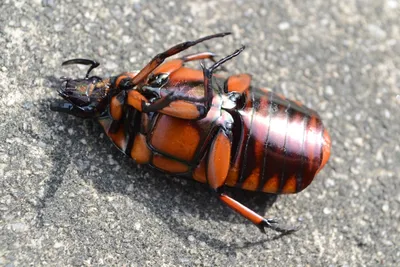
226, 88, 331, 194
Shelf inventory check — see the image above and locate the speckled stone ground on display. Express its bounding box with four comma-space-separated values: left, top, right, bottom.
0, 0, 399, 266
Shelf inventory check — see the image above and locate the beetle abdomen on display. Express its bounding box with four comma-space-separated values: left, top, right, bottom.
226, 88, 331, 194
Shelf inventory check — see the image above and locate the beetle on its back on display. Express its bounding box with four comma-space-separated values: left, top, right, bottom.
51, 33, 331, 233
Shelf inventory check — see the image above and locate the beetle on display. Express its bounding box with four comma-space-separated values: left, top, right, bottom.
51, 32, 331, 234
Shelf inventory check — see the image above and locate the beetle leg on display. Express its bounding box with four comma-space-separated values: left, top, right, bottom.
126, 32, 231, 87
50, 101, 97, 118
61, 58, 100, 78
218, 193, 298, 234
117, 46, 246, 121
137, 47, 246, 120
153, 52, 219, 78
141, 92, 207, 119
181, 52, 228, 72
206, 127, 297, 234
201, 46, 245, 114
181, 52, 217, 62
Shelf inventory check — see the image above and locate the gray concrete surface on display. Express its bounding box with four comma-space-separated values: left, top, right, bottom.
1, 0, 399, 266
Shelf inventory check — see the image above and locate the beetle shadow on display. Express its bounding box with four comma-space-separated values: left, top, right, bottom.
37, 77, 286, 251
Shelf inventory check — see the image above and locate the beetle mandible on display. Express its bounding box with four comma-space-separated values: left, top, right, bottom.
51, 33, 331, 233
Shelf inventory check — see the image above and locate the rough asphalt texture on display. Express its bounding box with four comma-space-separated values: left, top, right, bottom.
1, 0, 399, 266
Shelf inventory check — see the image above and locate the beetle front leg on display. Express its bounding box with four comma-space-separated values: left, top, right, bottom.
50, 101, 97, 118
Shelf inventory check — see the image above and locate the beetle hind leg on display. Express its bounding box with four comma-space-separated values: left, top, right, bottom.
217, 191, 298, 234
205, 124, 297, 234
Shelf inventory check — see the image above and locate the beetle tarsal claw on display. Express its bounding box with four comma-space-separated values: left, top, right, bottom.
266, 218, 278, 224
260, 218, 299, 234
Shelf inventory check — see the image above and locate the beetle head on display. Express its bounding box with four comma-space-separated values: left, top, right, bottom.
51, 59, 112, 118
51, 76, 111, 118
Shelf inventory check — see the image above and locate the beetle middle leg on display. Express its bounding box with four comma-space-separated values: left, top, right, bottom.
124, 32, 231, 88
138, 46, 245, 120
181, 51, 217, 62
218, 193, 297, 234
147, 51, 218, 79
201, 46, 245, 111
